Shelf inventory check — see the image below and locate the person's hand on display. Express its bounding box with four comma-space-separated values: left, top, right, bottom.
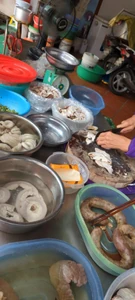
96, 131, 131, 152
117, 115, 135, 133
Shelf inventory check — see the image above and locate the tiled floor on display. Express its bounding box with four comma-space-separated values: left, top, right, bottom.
68, 72, 135, 139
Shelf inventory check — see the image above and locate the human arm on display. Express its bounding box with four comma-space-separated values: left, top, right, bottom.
96, 131, 131, 152
117, 115, 135, 133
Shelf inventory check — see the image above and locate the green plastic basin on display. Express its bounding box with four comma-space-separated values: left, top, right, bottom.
75, 184, 135, 276
77, 64, 106, 83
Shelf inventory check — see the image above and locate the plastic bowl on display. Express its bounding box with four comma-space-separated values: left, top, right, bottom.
52, 98, 94, 134
46, 152, 89, 194
0, 239, 104, 299
75, 184, 135, 276
0, 83, 30, 95
69, 85, 105, 116
77, 64, 106, 83
104, 268, 135, 300
0, 88, 31, 116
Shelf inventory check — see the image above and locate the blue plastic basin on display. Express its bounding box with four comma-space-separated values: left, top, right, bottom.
0, 87, 31, 116
0, 238, 104, 300
69, 85, 105, 116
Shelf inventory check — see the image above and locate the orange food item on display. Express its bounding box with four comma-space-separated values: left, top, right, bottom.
50, 164, 83, 185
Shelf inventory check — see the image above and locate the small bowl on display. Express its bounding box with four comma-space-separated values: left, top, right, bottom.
0, 156, 64, 234
0, 239, 103, 300
52, 98, 94, 134
75, 184, 135, 276
69, 85, 105, 116
0, 113, 43, 156
104, 268, 135, 300
28, 114, 72, 147
0, 88, 31, 115
46, 152, 89, 194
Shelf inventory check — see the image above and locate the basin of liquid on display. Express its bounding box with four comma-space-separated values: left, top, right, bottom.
0, 239, 103, 300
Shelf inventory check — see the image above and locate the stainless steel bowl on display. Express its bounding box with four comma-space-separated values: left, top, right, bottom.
0, 156, 64, 233
28, 114, 72, 147
45, 47, 79, 71
0, 113, 43, 155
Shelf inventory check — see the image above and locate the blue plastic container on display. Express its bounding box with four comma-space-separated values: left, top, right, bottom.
0, 238, 104, 300
0, 83, 30, 95
75, 184, 135, 276
0, 88, 31, 116
69, 85, 105, 116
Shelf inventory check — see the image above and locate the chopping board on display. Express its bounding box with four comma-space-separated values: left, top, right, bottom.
67, 129, 135, 189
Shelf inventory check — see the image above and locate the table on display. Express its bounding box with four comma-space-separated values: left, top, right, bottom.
0, 113, 132, 295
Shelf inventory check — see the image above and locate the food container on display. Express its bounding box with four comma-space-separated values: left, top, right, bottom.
0, 156, 64, 233
25, 82, 62, 113
0, 113, 43, 156
69, 85, 105, 116
28, 114, 72, 147
82, 52, 99, 68
52, 98, 94, 134
46, 152, 89, 194
0, 239, 103, 299
77, 64, 106, 83
0, 83, 30, 95
104, 268, 135, 300
75, 184, 135, 276
0, 88, 31, 115
15, 6, 33, 25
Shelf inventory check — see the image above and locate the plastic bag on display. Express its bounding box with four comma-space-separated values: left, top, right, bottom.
52, 98, 94, 134
25, 82, 63, 113
24, 54, 52, 79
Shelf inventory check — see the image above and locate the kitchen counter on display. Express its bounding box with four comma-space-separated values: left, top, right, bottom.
0, 113, 125, 295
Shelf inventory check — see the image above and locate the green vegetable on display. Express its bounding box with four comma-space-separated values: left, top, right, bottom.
0, 104, 18, 114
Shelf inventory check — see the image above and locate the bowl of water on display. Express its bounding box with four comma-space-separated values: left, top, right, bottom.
69, 85, 105, 116
0, 238, 104, 300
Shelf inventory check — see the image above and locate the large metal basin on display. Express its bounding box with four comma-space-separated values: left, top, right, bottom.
0, 156, 64, 234
45, 47, 79, 71
0, 113, 43, 156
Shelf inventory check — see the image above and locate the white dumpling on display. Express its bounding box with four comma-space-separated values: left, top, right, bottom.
0, 143, 11, 151
22, 139, 36, 150
0, 133, 20, 148
21, 134, 38, 142
12, 143, 22, 152
11, 126, 21, 135
4, 120, 15, 129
